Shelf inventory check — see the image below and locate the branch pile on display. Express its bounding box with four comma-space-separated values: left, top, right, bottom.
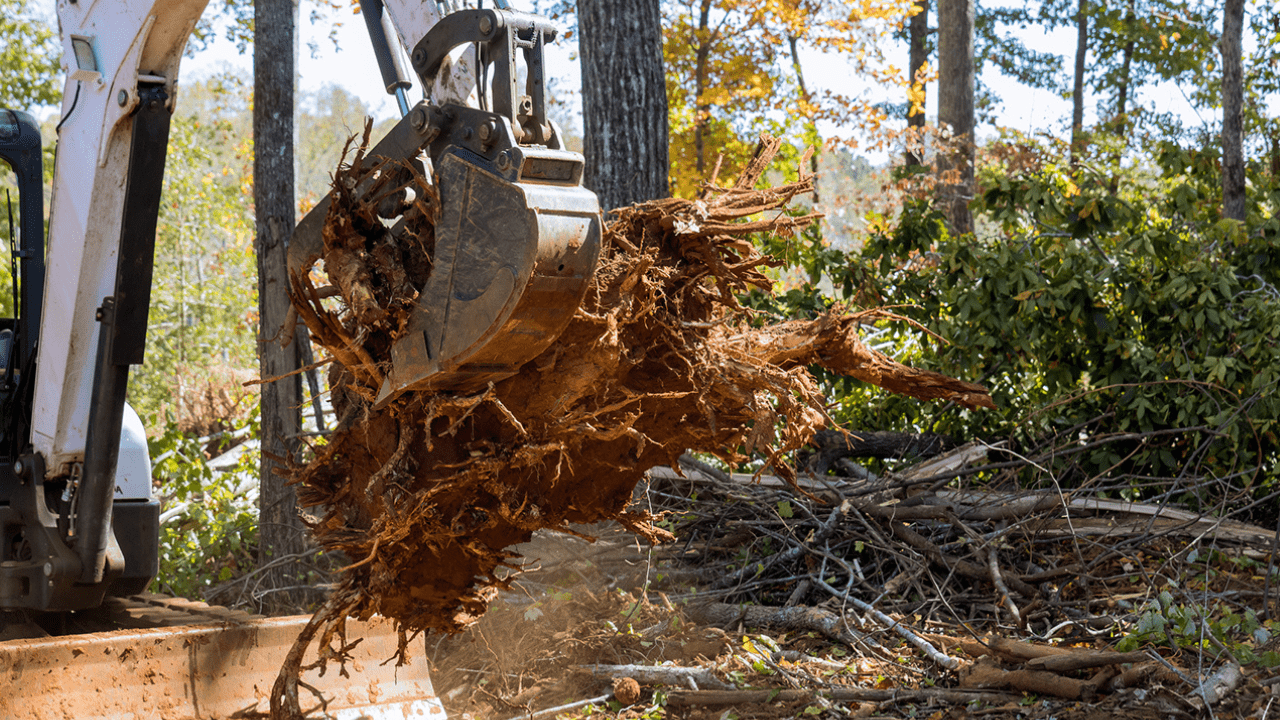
629, 444, 1277, 717
271, 134, 994, 715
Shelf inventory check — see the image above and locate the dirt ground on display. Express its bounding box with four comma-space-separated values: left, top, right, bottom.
426, 518, 1280, 720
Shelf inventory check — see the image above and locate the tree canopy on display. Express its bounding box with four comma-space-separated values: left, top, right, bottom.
0, 0, 60, 110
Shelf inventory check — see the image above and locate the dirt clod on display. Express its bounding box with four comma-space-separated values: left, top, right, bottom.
612, 676, 642, 706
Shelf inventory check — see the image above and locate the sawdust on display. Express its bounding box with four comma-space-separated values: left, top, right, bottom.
271, 132, 993, 717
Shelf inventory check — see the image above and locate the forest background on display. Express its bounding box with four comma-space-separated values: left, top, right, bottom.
0, 0, 1278, 605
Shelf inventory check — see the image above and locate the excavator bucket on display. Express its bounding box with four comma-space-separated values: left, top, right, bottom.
375, 148, 600, 405
290, 7, 601, 406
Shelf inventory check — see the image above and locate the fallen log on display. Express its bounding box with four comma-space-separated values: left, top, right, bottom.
582, 663, 733, 690
664, 687, 1022, 707
687, 601, 870, 650
960, 656, 1096, 700
1026, 650, 1149, 673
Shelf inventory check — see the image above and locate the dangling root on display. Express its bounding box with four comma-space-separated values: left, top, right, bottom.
277, 133, 996, 695
270, 586, 361, 720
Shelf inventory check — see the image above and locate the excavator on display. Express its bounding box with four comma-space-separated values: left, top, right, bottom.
0, 0, 599, 717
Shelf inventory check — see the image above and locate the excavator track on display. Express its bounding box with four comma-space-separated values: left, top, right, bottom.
0, 593, 445, 720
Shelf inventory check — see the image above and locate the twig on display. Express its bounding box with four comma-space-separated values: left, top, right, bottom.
501, 693, 612, 720
810, 581, 963, 671
242, 356, 334, 387
713, 505, 842, 590
987, 546, 1022, 627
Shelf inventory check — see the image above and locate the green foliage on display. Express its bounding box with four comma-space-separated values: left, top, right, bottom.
0, 186, 16, 317
863, 147, 1278, 500
1114, 588, 1280, 667
757, 130, 1280, 507
0, 0, 60, 110
150, 417, 259, 599
128, 80, 259, 433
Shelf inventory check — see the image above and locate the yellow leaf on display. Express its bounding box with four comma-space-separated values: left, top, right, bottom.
907, 84, 926, 117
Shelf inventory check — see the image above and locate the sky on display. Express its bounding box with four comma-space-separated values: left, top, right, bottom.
175, 1, 1267, 165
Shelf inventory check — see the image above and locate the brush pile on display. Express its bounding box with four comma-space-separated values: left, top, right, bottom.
270, 133, 994, 716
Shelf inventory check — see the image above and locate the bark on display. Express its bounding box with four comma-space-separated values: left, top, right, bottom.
1221, 0, 1246, 221
692, 0, 714, 177
804, 429, 955, 476
1272, 130, 1280, 184
787, 34, 820, 198
253, 0, 307, 609
1070, 0, 1088, 167
906, 0, 930, 167
1108, 0, 1136, 193
578, 0, 670, 211
936, 0, 975, 234
961, 656, 1097, 700
688, 601, 869, 649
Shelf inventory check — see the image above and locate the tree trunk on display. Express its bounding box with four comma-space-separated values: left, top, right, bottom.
1108, 0, 1135, 193
788, 33, 820, 199
906, 0, 930, 168
1221, 0, 1246, 221
936, 0, 975, 234
1070, 0, 1088, 167
254, 0, 307, 610
1272, 130, 1280, 185
692, 0, 714, 178
578, 0, 671, 211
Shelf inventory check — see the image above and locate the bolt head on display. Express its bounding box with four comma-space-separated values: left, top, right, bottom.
117, 90, 128, 106
43, 562, 53, 577
479, 16, 493, 34
496, 152, 512, 171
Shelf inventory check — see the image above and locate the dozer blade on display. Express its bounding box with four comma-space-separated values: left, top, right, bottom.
374, 148, 600, 406
0, 595, 446, 719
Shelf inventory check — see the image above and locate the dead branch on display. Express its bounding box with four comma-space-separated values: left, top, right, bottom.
664, 687, 1022, 707
582, 663, 733, 691
960, 656, 1096, 700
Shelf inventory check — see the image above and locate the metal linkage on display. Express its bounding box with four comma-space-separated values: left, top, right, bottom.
77, 83, 171, 587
